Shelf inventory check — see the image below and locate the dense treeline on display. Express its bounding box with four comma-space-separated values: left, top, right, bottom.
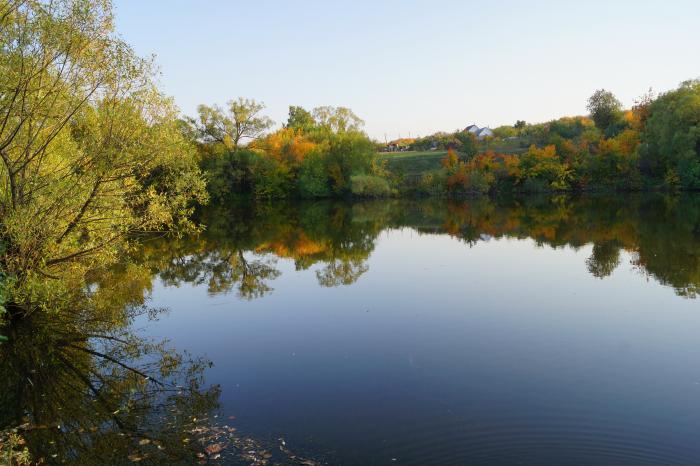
182, 103, 393, 201
408, 83, 700, 195
186, 81, 700, 201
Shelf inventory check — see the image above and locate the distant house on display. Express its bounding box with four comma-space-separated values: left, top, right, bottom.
463, 124, 494, 140
465, 124, 480, 135
477, 127, 494, 139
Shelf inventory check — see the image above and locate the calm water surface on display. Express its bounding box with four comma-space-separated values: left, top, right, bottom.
141, 195, 700, 465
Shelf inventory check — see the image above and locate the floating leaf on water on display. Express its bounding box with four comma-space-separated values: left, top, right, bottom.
205, 443, 224, 455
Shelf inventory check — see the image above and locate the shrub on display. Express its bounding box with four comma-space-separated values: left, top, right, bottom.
350, 175, 393, 198
419, 171, 447, 195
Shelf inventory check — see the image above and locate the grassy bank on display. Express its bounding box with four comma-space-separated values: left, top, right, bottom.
378, 140, 529, 178
378, 150, 448, 176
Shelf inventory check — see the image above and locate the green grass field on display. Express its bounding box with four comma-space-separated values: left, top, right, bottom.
377, 150, 448, 176
377, 139, 529, 177
481, 137, 530, 154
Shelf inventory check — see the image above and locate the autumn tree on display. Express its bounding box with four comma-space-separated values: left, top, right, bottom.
630, 88, 655, 130
249, 127, 319, 199
441, 148, 460, 171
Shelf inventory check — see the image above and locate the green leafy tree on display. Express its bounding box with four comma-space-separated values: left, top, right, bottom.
325, 131, 375, 194
0, 0, 206, 312
493, 125, 518, 138
196, 98, 273, 150
286, 106, 316, 132
312, 106, 365, 133
639, 80, 700, 188
350, 174, 393, 197
587, 89, 623, 133
455, 131, 478, 157
298, 151, 332, 198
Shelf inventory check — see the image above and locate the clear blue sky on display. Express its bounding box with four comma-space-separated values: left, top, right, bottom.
113, 0, 700, 140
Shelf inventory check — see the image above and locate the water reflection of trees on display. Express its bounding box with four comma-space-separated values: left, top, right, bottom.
407, 194, 700, 298
5, 194, 698, 461
142, 195, 700, 299
0, 276, 220, 464
138, 202, 385, 298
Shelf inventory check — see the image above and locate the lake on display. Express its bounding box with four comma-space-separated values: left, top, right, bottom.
130, 194, 700, 465
7, 194, 700, 465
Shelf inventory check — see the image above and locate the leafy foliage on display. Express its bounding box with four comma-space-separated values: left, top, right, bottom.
639, 80, 700, 188
190, 103, 385, 200
397, 83, 700, 196
587, 89, 624, 134
350, 174, 394, 197
0, 0, 206, 311
195, 98, 273, 150
151, 195, 700, 300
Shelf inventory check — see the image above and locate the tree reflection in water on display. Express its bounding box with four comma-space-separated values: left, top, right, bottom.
0, 295, 220, 464
141, 194, 700, 300
4, 194, 700, 463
